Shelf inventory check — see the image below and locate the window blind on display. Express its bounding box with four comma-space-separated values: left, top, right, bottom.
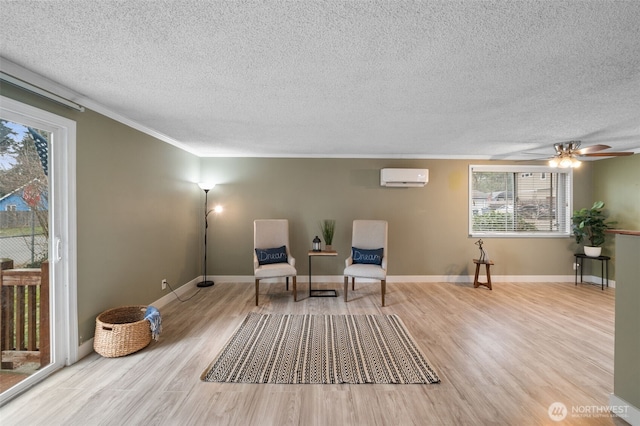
469, 165, 572, 237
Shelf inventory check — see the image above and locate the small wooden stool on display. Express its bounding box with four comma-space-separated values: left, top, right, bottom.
473, 259, 494, 290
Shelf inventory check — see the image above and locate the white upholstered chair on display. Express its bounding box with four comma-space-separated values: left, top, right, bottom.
253, 219, 297, 306
343, 220, 388, 306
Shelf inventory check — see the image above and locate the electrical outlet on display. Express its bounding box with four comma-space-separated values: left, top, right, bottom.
161, 279, 167, 290
573, 263, 579, 271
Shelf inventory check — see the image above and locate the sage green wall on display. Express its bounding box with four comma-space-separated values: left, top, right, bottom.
593, 154, 640, 230
591, 154, 640, 279
74, 111, 201, 343
201, 157, 592, 278
593, 155, 640, 413
613, 234, 640, 414
1, 86, 202, 343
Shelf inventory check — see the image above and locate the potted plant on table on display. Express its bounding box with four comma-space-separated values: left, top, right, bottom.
320, 219, 336, 251
571, 201, 616, 257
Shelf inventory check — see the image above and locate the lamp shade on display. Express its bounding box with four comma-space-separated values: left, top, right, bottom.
549, 156, 582, 168
559, 157, 573, 168
198, 182, 216, 191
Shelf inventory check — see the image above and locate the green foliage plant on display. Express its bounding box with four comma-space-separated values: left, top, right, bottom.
320, 219, 336, 245
571, 201, 616, 247
472, 212, 537, 232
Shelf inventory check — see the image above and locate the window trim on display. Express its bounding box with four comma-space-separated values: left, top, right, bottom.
469, 165, 572, 238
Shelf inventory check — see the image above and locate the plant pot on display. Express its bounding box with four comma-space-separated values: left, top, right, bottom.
584, 246, 602, 257
325, 245, 333, 252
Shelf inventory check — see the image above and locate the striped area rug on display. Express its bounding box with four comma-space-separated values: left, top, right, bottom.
201, 313, 440, 384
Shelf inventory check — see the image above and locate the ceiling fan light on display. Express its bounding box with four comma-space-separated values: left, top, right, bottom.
559, 157, 573, 168
571, 158, 581, 168
549, 158, 559, 167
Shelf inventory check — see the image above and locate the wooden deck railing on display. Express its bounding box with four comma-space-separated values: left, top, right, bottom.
0, 259, 50, 369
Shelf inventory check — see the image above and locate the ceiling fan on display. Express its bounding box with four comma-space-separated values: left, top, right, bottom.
547, 141, 634, 168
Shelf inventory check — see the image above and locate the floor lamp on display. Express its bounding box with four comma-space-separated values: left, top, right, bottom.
197, 182, 216, 287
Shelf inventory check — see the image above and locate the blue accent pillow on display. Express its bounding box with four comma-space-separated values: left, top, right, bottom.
255, 245, 288, 265
352, 247, 383, 265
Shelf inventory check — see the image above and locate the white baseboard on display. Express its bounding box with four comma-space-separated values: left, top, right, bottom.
152, 276, 201, 309
578, 275, 616, 288
610, 393, 640, 425
77, 338, 94, 361
207, 274, 614, 287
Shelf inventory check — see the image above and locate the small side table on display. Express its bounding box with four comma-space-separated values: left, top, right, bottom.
574, 253, 610, 290
308, 250, 338, 297
473, 259, 493, 290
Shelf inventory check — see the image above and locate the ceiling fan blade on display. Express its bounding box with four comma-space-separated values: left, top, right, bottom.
515, 152, 550, 156
574, 144, 610, 155
515, 158, 551, 163
580, 151, 635, 157
583, 134, 640, 144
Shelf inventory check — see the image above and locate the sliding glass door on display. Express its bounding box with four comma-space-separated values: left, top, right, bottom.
0, 96, 77, 404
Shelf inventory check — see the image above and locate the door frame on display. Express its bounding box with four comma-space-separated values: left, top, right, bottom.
0, 95, 78, 404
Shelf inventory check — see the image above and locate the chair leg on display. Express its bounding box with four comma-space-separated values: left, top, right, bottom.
255, 279, 259, 306
293, 276, 297, 301
381, 279, 386, 307
344, 276, 349, 302
352, 277, 355, 291
286, 277, 289, 291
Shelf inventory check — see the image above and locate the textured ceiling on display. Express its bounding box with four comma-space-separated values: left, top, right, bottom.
1, 0, 639, 159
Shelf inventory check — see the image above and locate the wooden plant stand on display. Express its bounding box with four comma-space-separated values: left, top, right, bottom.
473, 259, 494, 290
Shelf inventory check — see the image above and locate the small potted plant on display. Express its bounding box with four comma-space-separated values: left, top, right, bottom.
571, 201, 616, 257
320, 219, 336, 251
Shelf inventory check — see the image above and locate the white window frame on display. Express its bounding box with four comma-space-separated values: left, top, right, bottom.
0, 95, 78, 404
469, 165, 572, 238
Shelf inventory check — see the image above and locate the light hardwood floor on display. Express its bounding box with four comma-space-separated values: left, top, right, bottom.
0, 280, 628, 425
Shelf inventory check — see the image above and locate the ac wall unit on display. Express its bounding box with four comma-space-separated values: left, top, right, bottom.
380, 168, 429, 187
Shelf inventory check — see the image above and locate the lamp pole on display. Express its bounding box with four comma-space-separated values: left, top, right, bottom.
197, 183, 215, 287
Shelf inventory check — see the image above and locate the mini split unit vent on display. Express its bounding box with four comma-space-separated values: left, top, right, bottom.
380, 168, 429, 187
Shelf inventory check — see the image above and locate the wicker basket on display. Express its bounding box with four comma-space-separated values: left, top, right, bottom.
94, 305, 151, 357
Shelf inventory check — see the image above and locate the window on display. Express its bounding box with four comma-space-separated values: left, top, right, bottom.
469, 165, 572, 237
